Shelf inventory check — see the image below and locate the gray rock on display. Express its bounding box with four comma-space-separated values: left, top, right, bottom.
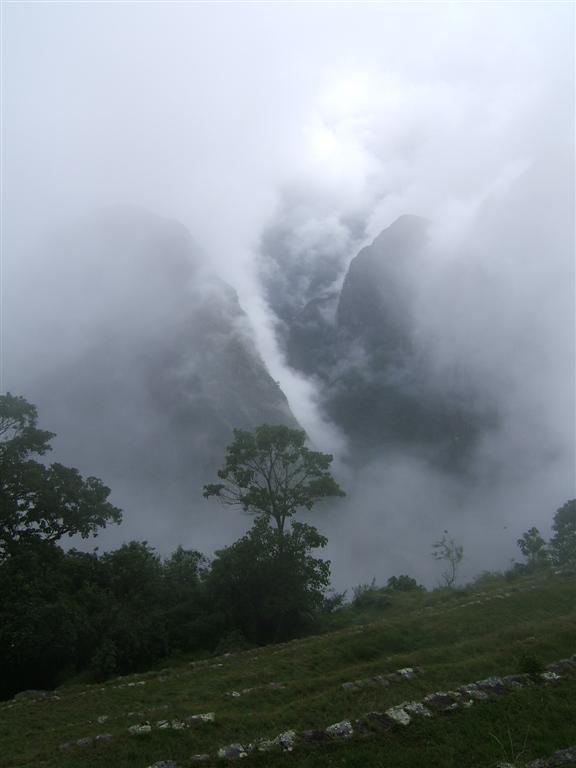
94, 733, 113, 743
548, 659, 576, 675
357, 711, 396, 732
148, 762, 179, 768
475, 676, 508, 695
341, 682, 359, 691
217, 744, 249, 759
458, 683, 489, 701
325, 720, 353, 738
422, 692, 460, 712
501, 674, 531, 689
76, 737, 94, 747
300, 729, 331, 743
190, 756, 210, 764
549, 746, 576, 765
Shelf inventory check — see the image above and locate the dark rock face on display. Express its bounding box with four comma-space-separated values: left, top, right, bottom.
271, 215, 493, 467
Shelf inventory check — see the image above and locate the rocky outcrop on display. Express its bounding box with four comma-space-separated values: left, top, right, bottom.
273, 215, 493, 467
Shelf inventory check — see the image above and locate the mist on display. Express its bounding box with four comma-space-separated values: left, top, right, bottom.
2, 2, 574, 589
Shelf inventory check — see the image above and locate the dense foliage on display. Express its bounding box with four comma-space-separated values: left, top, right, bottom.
0, 402, 337, 699
0, 393, 122, 558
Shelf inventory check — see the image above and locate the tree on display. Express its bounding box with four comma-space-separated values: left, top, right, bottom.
432, 530, 463, 587
550, 499, 576, 565
516, 526, 548, 567
203, 424, 345, 547
386, 574, 425, 592
206, 517, 331, 643
0, 393, 122, 558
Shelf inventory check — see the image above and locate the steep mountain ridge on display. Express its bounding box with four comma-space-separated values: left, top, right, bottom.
14, 208, 296, 544
266, 215, 493, 466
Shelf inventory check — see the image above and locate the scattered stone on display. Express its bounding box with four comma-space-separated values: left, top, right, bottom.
76, 737, 94, 747
171, 719, 186, 730
156, 719, 171, 729
325, 720, 354, 738
423, 692, 460, 712
457, 683, 489, 701
385, 706, 411, 726
548, 746, 576, 765
254, 738, 277, 752
398, 667, 416, 680
96, 714, 109, 723
547, 659, 576, 675
227, 690, 242, 698
94, 733, 113, 743
501, 674, 531, 689
268, 682, 286, 690
272, 730, 298, 751
540, 671, 561, 682
300, 729, 331, 743
147, 762, 179, 768
360, 711, 396, 732
341, 682, 359, 691
190, 757, 210, 764
128, 722, 152, 735
218, 743, 249, 759
372, 674, 390, 687
402, 701, 432, 718
475, 677, 508, 695
185, 712, 216, 725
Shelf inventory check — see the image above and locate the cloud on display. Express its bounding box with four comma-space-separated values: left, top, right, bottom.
3, 2, 573, 582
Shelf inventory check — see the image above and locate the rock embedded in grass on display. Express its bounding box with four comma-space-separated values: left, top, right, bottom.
128, 722, 152, 735
422, 691, 460, 712
385, 706, 411, 726
325, 720, 354, 738
217, 743, 250, 759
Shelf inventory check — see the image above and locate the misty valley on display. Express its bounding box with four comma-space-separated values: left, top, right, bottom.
1, 207, 575, 768
2, 2, 574, 766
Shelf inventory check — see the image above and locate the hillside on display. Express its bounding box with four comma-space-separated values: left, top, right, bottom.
263, 215, 493, 468
2, 568, 575, 768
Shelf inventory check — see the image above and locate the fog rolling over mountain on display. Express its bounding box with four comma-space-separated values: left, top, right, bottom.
263, 215, 493, 468
7, 208, 296, 551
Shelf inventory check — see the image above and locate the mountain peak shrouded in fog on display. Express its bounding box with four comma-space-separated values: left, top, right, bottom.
4, 1, 573, 584
9, 209, 297, 551
263, 215, 492, 469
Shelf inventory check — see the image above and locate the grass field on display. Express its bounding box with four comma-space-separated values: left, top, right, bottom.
1, 568, 575, 768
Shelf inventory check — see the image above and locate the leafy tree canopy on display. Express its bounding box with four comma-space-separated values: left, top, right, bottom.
517, 526, 548, 566
0, 393, 122, 558
203, 424, 345, 536
550, 499, 576, 564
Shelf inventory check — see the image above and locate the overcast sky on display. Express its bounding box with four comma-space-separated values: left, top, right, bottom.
2, 1, 574, 587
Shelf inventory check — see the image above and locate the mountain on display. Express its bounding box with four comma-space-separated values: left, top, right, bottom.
265, 215, 493, 466
12, 208, 296, 544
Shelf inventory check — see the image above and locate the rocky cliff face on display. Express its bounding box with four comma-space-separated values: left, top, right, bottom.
268, 215, 492, 466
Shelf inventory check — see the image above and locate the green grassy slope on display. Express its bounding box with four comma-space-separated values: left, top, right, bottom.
2, 569, 575, 768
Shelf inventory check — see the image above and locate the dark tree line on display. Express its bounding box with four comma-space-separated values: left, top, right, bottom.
0, 396, 341, 699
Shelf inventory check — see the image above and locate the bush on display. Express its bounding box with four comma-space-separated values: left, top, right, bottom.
352, 579, 391, 610
386, 574, 425, 592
